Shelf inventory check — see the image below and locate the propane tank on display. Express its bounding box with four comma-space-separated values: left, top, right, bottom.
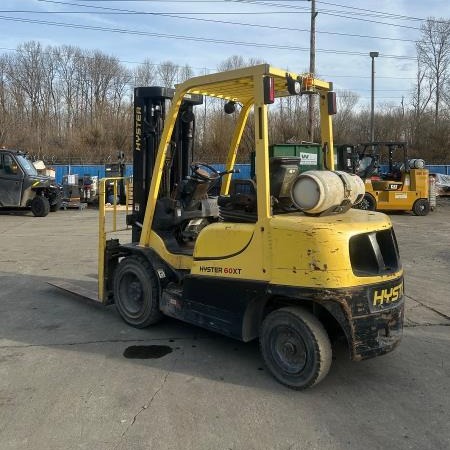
408, 158, 425, 169
291, 170, 365, 214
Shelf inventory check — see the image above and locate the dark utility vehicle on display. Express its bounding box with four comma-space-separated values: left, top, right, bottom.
0, 149, 61, 216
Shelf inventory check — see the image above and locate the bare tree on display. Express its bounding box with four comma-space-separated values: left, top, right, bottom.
416, 18, 450, 121
157, 61, 179, 88
54, 45, 82, 133
133, 58, 157, 87
179, 64, 194, 83
217, 55, 246, 71
333, 90, 360, 143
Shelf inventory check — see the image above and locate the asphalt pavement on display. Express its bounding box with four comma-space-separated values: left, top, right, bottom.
0, 204, 449, 450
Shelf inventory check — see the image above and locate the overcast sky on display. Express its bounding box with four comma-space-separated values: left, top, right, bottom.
1, 0, 449, 107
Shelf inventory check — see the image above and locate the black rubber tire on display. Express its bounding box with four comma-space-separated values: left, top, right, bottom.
355, 194, 376, 211
113, 255, 163, 328
260, 306, 332, 390
412, 198, 430, 216
50, 200, 62, 212
31, 195, 50, 217
49, 193, 62, 212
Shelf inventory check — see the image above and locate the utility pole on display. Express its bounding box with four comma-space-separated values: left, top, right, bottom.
307, 0, 317, 142
369, 51, 379, 143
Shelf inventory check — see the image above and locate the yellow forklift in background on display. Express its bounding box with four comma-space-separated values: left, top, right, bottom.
62, 65, 405, 389
339, 142, 431, 215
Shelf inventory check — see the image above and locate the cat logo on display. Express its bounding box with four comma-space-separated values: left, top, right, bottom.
373, 282, 404, 307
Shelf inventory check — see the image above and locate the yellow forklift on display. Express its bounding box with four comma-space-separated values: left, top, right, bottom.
78, 66, 404, 389
339, 142, 431, 215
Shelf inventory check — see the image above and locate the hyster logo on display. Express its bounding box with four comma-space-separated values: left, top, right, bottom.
199, 266, 222, 274
373, 282, 403, 306
135, 106, 142, 151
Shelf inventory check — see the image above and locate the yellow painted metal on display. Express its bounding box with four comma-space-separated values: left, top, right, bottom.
193, 223, 255, 258
221, 102, 252, 195
252, 77, 273, 278
365, 169, 430, 211
190, 209, 401, 289
183, 65, 332, 106
147, 230, 193, 269
319, 92, 334, 170
98, 177, 133, 302
269, 210, 400, 288
191, 223, 267, 281
253, 97, 272, 224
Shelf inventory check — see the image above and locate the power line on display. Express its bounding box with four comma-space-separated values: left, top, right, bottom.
327, 74, 416, 80
229, 0, 422, 29
273, 1, 448, 24
21, 0, 418, 43
336, 89, 412, 92
66, 0, 443, 26
37, 0, 429, 29
0, 15, 417, 60
231, 1, 415, 21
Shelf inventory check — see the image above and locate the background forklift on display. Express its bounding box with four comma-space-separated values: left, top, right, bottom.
56, 65, 405, 389
336, 141, 431, 215
0, 148, 62, 216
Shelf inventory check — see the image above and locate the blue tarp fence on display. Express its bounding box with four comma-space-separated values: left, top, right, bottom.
52, 163, 450, 185
53, 163, 252, 184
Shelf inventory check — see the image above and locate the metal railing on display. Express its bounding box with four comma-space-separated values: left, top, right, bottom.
98, 177, 133, 302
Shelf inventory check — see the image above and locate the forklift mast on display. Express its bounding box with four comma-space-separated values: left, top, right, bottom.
358, 142, 408, 174
131, 87, 202, 241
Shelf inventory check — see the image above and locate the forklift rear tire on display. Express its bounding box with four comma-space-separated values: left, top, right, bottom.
412, 199, 430, 216
260, 306, 332, 390
356, 194, 376, 211
31, 196, 50, 217
113, 255, 163, 328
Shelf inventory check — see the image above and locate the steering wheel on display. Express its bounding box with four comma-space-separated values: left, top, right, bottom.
190, 163, 220, 182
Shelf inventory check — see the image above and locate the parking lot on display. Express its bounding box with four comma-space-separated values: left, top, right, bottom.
0, 202, 449, 450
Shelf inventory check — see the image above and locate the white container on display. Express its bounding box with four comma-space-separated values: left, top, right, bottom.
291, 170, 365, 214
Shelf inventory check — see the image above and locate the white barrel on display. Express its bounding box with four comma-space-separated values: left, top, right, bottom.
408, 158, 425, 169
291, 170, 365, 214
429, 175, 436, 209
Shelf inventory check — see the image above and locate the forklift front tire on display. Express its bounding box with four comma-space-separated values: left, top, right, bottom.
113, 255, 163, 328
31, 195, 50, 217
412, 198, 430, 216
260, 307, 332, 390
